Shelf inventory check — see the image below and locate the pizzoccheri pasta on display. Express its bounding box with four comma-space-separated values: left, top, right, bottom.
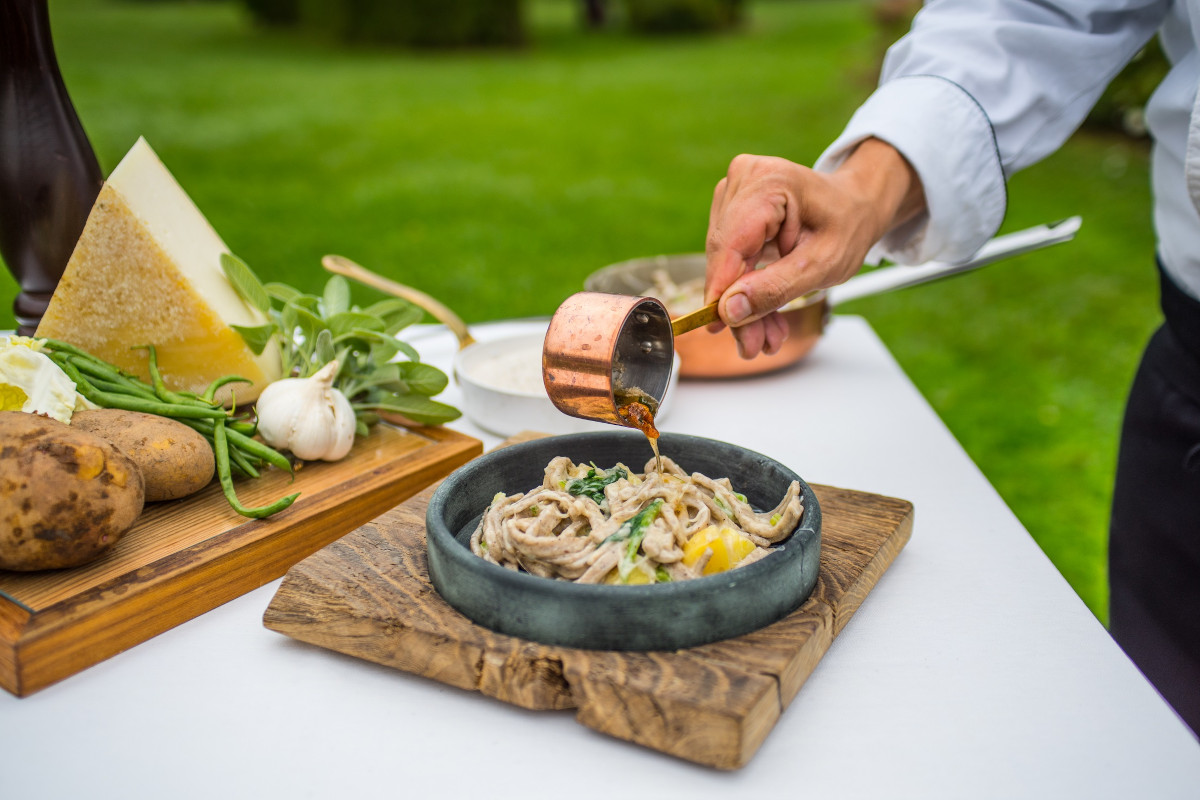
469, 454, 804, 585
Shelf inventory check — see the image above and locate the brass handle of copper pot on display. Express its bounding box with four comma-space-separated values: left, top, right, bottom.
669, 295, 821, 334
669, 301, 721, 337
321, 254, 476, 349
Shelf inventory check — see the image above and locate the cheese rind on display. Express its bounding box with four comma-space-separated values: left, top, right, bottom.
36, 138, 281, 406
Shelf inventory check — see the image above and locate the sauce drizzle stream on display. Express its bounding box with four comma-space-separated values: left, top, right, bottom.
616, 398, 661, 475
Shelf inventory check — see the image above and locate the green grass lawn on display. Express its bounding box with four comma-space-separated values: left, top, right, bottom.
0, 0, 1161, 620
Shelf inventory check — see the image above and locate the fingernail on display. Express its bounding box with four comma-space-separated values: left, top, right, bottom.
726, 293, 751, 324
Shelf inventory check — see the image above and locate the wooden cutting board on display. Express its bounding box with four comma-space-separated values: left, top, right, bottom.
0, 423, 481, 697
263, 447, 914, 770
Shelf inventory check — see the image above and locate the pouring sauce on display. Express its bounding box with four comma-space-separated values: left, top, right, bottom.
615, 391, 661, 475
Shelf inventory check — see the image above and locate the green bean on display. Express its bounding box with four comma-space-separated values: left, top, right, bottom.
213, 418, 298, 518
101, 391, 226, 419
133, 344, 189, 405
47, 341, 167, 400
191, 414, 256, 437
202, 374, 252, 404
184, 417, 253, 441
223, 426, 294, 475
226, 443, 261, 480
56, 358, 96, 393
228, 420, 258, 437
57, 360, 226, 420
82, 375, 156, 399
65, 357, 158, 399
39, 338, 113, 366
180, 418, 288, 480
45, 338, 296, 518
73, 370, 159, 401
177, 390, 210, 404
50, 345, 216, 411
50, 340, 245, 416
180, 419, 267, 472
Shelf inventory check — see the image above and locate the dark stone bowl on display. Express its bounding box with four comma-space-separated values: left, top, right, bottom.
425, 431, 821, 651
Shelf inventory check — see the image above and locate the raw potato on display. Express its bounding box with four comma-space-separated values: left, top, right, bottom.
70, 409, 215, 502
0, 411, 145, 571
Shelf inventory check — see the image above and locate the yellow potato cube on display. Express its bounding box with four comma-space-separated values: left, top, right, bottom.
726, 529, 757, 562
682, 526, 720, 566
604, 562, 655, 584
682, 526, 757, 575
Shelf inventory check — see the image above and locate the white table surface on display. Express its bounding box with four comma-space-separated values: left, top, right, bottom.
3, 316, 1198, 799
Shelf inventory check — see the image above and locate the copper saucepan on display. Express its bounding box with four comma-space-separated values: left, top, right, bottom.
579, 217, 1082, 381
540, 292, 725, 426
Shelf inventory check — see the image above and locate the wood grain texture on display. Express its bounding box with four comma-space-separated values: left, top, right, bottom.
0, 423, 482, 697
263, 447, 914, 770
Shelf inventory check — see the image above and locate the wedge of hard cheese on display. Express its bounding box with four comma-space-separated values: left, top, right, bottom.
36, 137, 281, 406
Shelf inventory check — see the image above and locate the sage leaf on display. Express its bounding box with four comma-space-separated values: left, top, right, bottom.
323, 275, 351, 317
333, 326, 391, 346
383, 305, 425, 336
363, 298, 417, 319
315, 328, 336, 365
220, 253, 271, 314
399, 362, 449, 395
290, 294, 322, 314
289, 303, 326, 339
329, 311, 385, 338
366, 336, 403, 364
392, 339, 420, 363
265, 282, 301, 305
230, 323, 277, 356
228, 254, 460, 433
365, 394, 461, 425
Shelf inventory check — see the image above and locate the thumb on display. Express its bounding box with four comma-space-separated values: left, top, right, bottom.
718, 253, 810, 326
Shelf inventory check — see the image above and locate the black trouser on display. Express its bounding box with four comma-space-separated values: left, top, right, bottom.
1110, 264, 1200, 738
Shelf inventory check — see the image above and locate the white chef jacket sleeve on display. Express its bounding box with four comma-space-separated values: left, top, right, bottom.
814, 0, 1170, 265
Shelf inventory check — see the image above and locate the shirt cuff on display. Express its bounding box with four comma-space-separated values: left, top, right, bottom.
814, 75, 1006, 266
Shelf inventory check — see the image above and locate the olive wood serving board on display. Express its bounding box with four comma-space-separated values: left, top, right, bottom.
0, 423, 481, 697
263, 440, 913, 770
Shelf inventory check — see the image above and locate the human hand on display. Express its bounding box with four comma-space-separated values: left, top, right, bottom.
704, 139, 925, 358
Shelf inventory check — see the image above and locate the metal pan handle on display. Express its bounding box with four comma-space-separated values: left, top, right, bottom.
823, 216, 1082, 308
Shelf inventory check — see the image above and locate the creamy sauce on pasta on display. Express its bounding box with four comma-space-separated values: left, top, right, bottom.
470, 456, 803, 584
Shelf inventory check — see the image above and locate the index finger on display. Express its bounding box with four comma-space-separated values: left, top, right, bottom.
704, 190, 787, 305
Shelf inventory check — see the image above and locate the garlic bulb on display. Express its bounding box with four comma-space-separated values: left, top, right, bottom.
255, 360, 356, 461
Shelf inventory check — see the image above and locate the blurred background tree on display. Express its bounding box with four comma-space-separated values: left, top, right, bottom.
242, 0, 526, 46
622, 0, 743, 33
238, 0, 744, 43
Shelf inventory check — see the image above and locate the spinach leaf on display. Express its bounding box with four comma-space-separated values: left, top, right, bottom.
605, 498, 665, 581
565, 466, 628, 506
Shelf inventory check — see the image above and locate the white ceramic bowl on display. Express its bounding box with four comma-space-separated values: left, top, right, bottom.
453, 332, 681, 438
